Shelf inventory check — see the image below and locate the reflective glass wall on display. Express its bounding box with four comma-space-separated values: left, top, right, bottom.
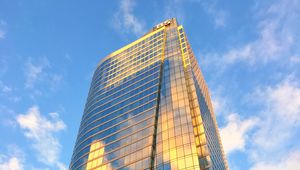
70, 18, 227, 170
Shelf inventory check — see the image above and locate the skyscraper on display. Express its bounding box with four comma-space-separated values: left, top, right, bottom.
70, 18, 228, 170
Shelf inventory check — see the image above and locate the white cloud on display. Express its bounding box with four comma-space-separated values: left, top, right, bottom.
202, 0, 300, 67
0, 145, 25, 170
252, 76, 300, 151
56, 162, 67, 170
113, 0, 145, 36
16, 106, 66, 170
239, 75, 300, 170
210, 75, 300, 169
220, 113, 258, 154
217, 76, 300, 166
264, 78, 300, 123
250, 150, 300, 170
0, 156, 23, 170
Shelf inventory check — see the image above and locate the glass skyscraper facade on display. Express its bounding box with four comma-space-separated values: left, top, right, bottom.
70, 18, 228, 170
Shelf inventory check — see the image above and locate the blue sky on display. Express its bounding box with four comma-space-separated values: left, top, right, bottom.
0, 0, 300, 169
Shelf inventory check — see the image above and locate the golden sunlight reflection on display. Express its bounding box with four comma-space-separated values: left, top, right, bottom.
86, 141, 112, 170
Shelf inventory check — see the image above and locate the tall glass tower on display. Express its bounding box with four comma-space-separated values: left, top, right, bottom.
70, 18, 228, 170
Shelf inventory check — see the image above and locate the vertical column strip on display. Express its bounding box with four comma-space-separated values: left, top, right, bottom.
149, 27, 166, 170
177, 26, 212, 170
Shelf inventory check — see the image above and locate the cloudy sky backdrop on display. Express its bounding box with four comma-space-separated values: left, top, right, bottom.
0, 0, 300, 169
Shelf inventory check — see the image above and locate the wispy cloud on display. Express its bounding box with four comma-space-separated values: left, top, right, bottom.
0, 20, 6, 39
202, 0, 300, 68
199, 0, 228, 28
0, 81, 21, 103
0, 30, 5, 39
211, 95, 224, 116
231, 75, 299, 169
162, 0, 228, 28
24, 57, 64, 96
0, 81, 12, 94
250, 150, 300, 170
262, 77, 300, 124
218, 75, 300, 169
0, 57, 8, 77
113, 0, 145, 36
163, 0, 185, 24
220, 113, 258, 154
251, 76, 300, 151
0, 105, 16, 127
16, 106, 66, 170
290, 55, 300, 64
24, 57, 50, 89
211, 88, 231, 117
